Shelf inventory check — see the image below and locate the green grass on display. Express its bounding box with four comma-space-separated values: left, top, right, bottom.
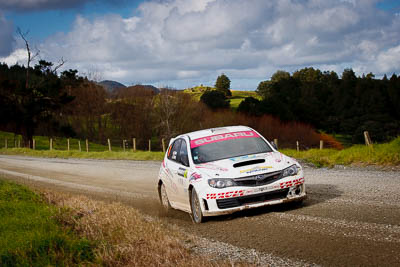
0, 179, 96, 266
0, 131, 122, 152
0, 148, 164, 161
230, 91, 260, 110
183, 86, 260, 109
281, 137, 400, 167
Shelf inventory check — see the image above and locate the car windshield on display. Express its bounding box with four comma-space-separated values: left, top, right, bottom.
191, 136, 272, 164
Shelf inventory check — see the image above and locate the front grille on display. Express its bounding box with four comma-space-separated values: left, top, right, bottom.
234, 170, 282, 187
216, 188, 289, 209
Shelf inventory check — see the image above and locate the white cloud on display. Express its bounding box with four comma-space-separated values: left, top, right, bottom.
376, 45, 400, 73
7, 0, 400, 89
0, 48, 27, 65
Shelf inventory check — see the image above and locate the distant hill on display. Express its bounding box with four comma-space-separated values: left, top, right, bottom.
112, 84, 161, 98
98, 80, 126, 93
127, 84, 160, 94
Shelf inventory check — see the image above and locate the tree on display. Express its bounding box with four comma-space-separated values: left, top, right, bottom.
0, 30, 74, 147
215, 74, 232, 97
200, 90, 230, 110
271, 70, 290, 82
0, 61, 75, 147
237, 97, 262, 116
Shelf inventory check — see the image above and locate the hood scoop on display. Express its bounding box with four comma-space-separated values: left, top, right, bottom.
233, 159, 265, 168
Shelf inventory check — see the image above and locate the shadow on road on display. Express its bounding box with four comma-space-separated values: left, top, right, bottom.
199, 183, 343, 224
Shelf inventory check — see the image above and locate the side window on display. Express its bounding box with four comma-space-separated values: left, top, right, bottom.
167, 139, 181, 161
178, 140, 189, 167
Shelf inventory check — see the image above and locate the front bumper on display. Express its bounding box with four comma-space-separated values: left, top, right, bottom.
200, 177, 306, 217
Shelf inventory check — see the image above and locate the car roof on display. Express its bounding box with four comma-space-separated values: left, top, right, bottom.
177, 125, 254, 140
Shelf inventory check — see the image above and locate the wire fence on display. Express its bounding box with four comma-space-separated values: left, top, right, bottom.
1, 136, 168, 153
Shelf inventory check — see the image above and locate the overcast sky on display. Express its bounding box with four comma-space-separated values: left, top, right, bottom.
1, 0, 399, 90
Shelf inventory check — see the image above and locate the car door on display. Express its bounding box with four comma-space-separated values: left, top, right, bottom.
165, 138, 190, 210
164, 139, 182, 206
176, 139, 190, 207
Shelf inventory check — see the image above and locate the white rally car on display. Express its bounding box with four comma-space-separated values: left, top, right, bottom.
157, 126, 306, 223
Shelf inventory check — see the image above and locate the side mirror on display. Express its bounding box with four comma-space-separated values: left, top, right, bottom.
181, 155, 189, 167
270, 141, 278, 150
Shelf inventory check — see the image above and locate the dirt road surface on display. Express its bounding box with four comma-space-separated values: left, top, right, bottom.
1, 155, 399, 266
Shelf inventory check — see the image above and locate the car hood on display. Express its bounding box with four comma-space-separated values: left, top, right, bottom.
193, 151, 297, 179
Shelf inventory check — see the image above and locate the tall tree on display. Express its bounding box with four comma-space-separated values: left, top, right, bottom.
200, 90, 230, 110
215, 73, 232, 97
0, 61, 74, 147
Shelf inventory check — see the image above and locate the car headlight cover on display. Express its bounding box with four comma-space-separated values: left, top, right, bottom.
282, 164, 300, 178
208, 178, 237, 188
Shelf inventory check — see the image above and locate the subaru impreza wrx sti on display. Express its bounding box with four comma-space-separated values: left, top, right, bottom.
157, 126, 306, 223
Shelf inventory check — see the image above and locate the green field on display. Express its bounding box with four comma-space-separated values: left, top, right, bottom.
0, 131, 119, 151
0, 179, 95, 266
184, 86, 260, 109
281, 137, 400, 167
230, 90, 260, 109
2, 131, 399, 167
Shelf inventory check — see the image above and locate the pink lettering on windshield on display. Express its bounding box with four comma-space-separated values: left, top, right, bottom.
190, 131, 260, 148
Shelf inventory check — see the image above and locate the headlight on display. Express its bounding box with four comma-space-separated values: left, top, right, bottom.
208, 178, 237, 188
281, 164, 300, 178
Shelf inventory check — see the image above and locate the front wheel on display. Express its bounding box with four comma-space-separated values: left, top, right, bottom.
160, 183, 171, 212
190, 188, 204, 223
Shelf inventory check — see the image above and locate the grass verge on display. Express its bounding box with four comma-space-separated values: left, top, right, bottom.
281, 137, 400, 167
0, 148, 164, 161
0, 179, 96, 266
0, 178, 249, 266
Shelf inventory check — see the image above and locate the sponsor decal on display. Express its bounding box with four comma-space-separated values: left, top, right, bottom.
279, 177, 304, 189
246, 177, 304, 195
190, 131, 260, 148
274, 152, 283, 163
206, 190, 244, 199
171, 181, 178, 193
195, 163, 228, 172
240, 166, 273, 174
207, 178, 305, 201
177, 167, 188, 178
229, 154, 258, 162
189, 172, 202, 182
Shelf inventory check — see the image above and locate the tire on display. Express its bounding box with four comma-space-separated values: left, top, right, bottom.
160, 183, 171, 212
190, 188, 204, 223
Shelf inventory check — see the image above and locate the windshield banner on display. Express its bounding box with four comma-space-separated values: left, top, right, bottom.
190, 131, 260, 148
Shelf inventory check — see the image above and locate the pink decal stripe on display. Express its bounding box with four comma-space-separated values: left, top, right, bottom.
190, 131, 260, 148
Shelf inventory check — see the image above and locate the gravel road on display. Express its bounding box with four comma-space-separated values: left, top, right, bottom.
0, 155, 399, 266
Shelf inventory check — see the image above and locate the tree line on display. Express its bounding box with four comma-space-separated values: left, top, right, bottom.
237, 68, 400, 143
1, 61, 335, 150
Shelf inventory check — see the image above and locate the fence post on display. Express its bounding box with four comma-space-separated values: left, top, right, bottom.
296, 141, 299, 152
274, 138, 278, 149
14, 140, 17, 148
133, 138, 136, 151
33, 139, 36, 150
18, 139, 21, 148
320, 140, 324, 150
50, 138, 53, 151
86, 139, 89, 152
67, 138, 70, 151
364, 131, 372, 146
108, 138, 112, 152
78, 141, 81, 152
148, 139, 151, 152
5, 138, 7, 149
123, 140, 126, 152
162, 138, 166, 153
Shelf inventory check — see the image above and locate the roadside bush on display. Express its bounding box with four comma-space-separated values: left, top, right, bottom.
200, 90, 230, 110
